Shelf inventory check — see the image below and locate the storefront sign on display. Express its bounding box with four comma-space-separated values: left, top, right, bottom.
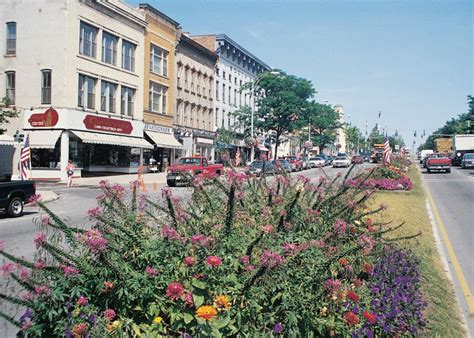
145, 124, 172, 134
28, 108, 59, 127
130, 148, 141, 155
83, 115, 133, 134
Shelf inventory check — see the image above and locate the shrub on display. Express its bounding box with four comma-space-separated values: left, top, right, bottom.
0, 171, 424, 336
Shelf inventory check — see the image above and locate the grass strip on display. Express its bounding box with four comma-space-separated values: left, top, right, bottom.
371, 164, 465, 337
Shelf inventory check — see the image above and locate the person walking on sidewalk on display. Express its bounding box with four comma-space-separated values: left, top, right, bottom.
65, 160, 75, 188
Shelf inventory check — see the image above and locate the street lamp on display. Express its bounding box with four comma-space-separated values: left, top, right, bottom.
250, 70, 281, 162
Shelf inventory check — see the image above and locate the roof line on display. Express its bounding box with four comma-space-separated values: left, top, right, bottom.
138, 3, 180, 28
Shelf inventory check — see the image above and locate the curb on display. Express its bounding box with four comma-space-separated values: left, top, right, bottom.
37, 191, 60, 204
418, 168, 471, 337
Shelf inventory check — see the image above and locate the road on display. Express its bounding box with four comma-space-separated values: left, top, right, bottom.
422, 165, 474, 335
0, 163, 370, 336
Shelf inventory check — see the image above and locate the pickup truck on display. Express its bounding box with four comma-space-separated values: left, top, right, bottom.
166, 157, 224, 187
0, 180, 36, 217
426, 153, 451, 173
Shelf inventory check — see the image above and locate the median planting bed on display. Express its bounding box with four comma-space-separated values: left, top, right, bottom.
346, 164, 414, 191
0, 170, 430, 336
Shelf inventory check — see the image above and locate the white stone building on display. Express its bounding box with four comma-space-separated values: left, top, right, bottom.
0, 0, 151, 181
334, 105, 347, 153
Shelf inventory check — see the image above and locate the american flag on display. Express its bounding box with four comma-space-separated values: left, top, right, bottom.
235, 148, 241, 166
383, 138, 392, 164
20, 134, 31, 180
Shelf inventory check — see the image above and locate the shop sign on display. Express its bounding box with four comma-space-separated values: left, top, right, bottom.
83, 115, 133, 134
28, 108, 59, 127
130, 148, 141, 155
145, 123, 172, 134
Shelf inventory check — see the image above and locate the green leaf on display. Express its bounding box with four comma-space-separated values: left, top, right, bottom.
183, 313, 194, 324
192, 279, 206, 289
193, 294, 205, 308
211, 316, 230, 329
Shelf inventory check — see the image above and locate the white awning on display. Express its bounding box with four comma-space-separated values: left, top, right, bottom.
145, 131, 183, 149
258, 145, 269, 151
71, 130, 153, 149
0, 134, 14, 145
196, 137, 213, 145
29, 130, 62, 149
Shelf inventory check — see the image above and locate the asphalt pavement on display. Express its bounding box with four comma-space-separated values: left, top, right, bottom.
422, 165, 474, 335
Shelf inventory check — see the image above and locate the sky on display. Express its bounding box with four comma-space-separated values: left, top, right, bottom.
129, 0, 473, 150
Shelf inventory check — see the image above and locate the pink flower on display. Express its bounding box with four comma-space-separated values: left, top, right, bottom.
309, 239, 325, 248
193, 174, 204, 186
62, 265, 79, 276
161, 225, 182, 241
359, 235, 376, 252
262, 224, 274, 234
19, 268, 30, 281
206, 256, 222, 268
27, 194, 42, 206
260, 250, 285, 268
161, 186, 172, 198
99, 180, 109, 188
0, 263, 17, 276
77, 296, 88, 306
103, 308, 116, 321
166, 282, 185, 300
333, 219, 347, 235
239, 255, 250, 264
34, 259, 46, 269
325, 279, 342, 292
235, 190, 245, 200
87, 206, 103, 219
40, 216, 50, 227
145, 266, 159, 277
33, 232, 46, 249
77, 229, 108, 254
20, 291, 34, 301
34, 285, 51, 297
184, 291, 194, 307
245, 264, 255, 272
111, 184, 125, 198
183, 256, 197, 267
191, 234, 211, 248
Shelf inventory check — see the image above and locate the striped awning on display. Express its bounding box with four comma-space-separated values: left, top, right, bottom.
71, 130, 153, 149
29, 130, 62, 149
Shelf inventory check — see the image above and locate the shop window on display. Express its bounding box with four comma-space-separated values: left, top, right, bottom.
120, 86, 135, 116
5, 71, 15, 105
149, 81, 167, 114
31, 140, 61, 168
79, 21, 97, 58
150, 44, 168, 77
102, 31, 118, 65
78, 74, 96, 109
100, 80, 116, 113
41, 69, 52, 104
6, 22, 16, 55
122, 40, 135, 72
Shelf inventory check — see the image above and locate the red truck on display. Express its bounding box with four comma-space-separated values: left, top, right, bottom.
426, 153, 451, 173
166, 156, 224, 187
282, 156, 303, 172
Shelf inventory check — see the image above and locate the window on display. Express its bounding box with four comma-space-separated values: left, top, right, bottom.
150, 44, 168, 76
102, 31, 118, 65
228, 86, 231, 103
5, 71, 15, 104
234, 77, 237, 85
149, 81, 167, 114
100, 81, 116, 112
184, 68, 189, 88
228, 74, 231, 82
216, 81, 219, 101
222, 83, 225, 103
79, 21, 97, 58
222, 71, 226, 81
221, 110, 225, 128
41, 70, 52, 104
215, 108, 219, 125
234, 89, 237, 105
6, 22, 16, 55
78, 74, 96, 109
120, 86, 135, 116
122, 40, 135, 71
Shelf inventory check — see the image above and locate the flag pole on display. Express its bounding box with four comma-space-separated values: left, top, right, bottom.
28, 132, 32, 180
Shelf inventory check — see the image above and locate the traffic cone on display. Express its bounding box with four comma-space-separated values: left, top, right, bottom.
140, 178, 146, 192
152, 181, 157, 192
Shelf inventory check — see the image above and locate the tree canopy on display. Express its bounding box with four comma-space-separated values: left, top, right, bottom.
0, 97, 18, 135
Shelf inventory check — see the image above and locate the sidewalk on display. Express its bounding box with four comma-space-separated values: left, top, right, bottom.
73, 172, 167, 187
37, 190, 59, 203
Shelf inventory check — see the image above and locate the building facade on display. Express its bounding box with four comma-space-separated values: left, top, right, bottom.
0, 0, 150, 180
174, 34, 218, 159
191, 34, 270, 162
139, 4, 183, 172
334, 105, 347, 153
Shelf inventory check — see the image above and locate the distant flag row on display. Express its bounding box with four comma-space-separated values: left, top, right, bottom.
20, 134, 30, 180
383, 137, 392, 164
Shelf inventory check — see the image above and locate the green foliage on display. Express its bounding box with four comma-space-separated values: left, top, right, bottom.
305, 102, 341, 151
0, 97, 19, 135
345, 125, 362, 153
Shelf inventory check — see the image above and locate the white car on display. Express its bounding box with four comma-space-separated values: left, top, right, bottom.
332, 156, 351, 168
309, 157, 325, 168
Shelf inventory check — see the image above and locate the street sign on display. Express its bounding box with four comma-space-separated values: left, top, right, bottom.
395, 145, 400, 150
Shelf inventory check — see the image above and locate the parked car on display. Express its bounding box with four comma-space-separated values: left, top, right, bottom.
351, 155, 364, 164
0, 180, 36, 217
300, 157, 311, 170
283, 156, 303, 171
166, 157, 224, 187
247, 160, 276, 176
309, 157, 325, 167
272, 159, 292, 173
333, 156, 351, 168
461, 153, 474, 169
326, 155, 334, 165
426, 153, 451, 173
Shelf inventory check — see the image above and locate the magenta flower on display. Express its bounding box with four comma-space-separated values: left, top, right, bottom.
19, 268, 30, 281
33, 232, 46, 249
166, 282, 185, 300
325, 279, 342, 292
161, 186, 173, 198
145, 266, 159, 277
161, 225, 182, 241
99, 180, 109, 188
262, 224, 274, 234
40, 216, 50, 227
103, 308, 116, 321
87, 206, 103, 219
183, 256, 197, 267
260, 250, 285, 268
77, 296, 88, 306
77, 229, 108, 254
206, 256, 222, 268
184, 291, 194, 307
27, 194, 42, 206
62, 265, 80, 276
0, 263, 17, 276
191, 234, 211, 247
34, 285, 51, 297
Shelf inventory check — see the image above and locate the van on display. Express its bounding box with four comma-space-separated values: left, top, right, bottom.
419, 149, 434, 164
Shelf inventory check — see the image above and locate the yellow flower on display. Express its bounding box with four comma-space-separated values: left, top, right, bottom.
72, 308, 80, 318
153, 316, 163, 324
196, 305, 218, 321
214, 295, 231, 310
107, 320, 121, 332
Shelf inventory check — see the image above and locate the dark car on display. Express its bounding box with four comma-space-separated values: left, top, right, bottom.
0, 180, 36, 217
272, 159, 292, 173
247, 160, 276, 176
461, 153, 474, 169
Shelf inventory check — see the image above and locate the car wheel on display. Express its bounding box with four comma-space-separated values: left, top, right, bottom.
7, 197, 24, 217
446, 169, 451, 173
167, 180, 175, 187
427, 168, 431, 173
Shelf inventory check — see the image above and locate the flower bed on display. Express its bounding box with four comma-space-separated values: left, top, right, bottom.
0, 173, 424, 336
346, 165, 414, 191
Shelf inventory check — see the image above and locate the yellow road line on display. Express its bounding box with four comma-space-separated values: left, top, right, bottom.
424, 179, 474, 316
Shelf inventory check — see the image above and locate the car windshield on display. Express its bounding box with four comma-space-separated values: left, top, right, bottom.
252, 161, 264, 168
177, 158, 201, 165
285, 156, 296, 160
335, 157, 347, 160
429, 154, 448, 159
463, 154, 474, 159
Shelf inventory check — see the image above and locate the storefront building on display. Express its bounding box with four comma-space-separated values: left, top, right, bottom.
0, 0, 148, 180
174, 35, 218, 159
139, 4, 183, 171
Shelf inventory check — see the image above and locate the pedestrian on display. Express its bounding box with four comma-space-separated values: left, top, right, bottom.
65, 160, 75, 188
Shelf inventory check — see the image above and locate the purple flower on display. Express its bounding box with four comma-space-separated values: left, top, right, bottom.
19, 308, 32, 323
273, 322, 283, 334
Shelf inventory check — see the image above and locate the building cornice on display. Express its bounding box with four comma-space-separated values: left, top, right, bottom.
139, 3, 180, 29
91, 0, 147, 28
178, 35, 219, 64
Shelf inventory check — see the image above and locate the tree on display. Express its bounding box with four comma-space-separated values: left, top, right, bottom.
304, 102, 340, 152
0, 97, 19, 135
234, 71, 315, 159
345, 125, 362, 153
